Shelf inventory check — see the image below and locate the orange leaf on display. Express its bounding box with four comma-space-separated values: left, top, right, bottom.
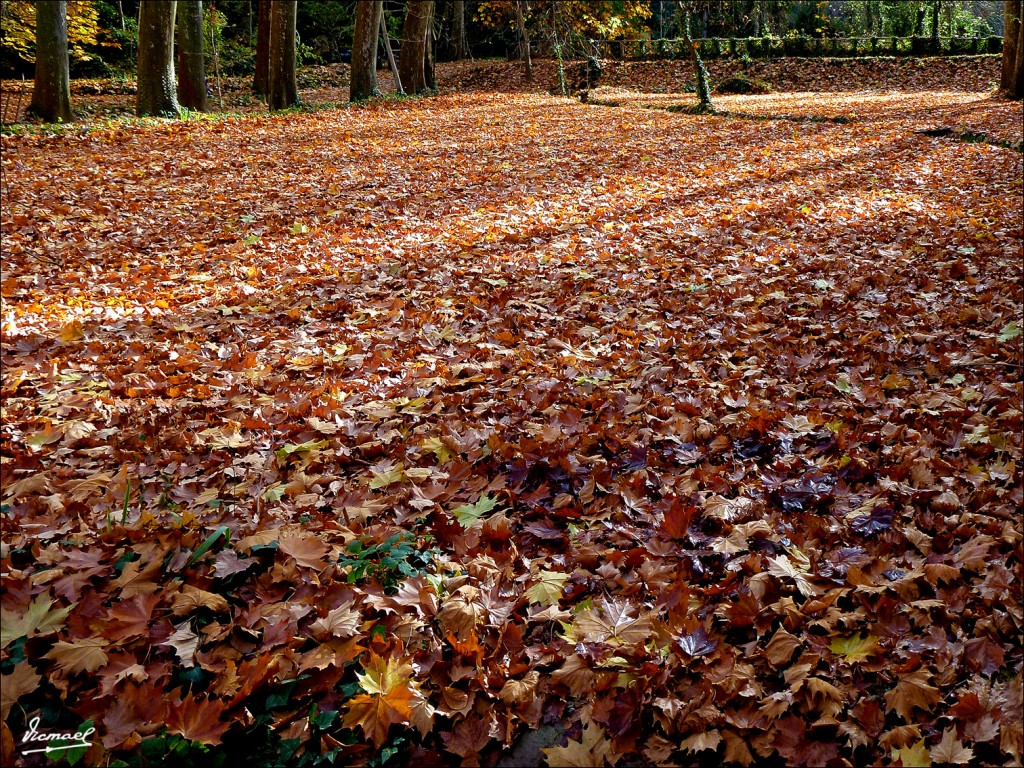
165, 693, 230, 745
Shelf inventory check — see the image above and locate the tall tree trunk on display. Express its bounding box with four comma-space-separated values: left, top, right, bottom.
137, 0, 179, 117
1014, 10, 1024, 98
515, 0, 532, 81
268, 0, 297, 110
451, 0, 467, 59
350, 0, 382, 100
424, 1, 436, 89
1002, 0, 1022, 93
931, 0, 941, 49
29, 0, 73, 122
253, 0, 271, 97
678, 2, 713, 112
176, 0, 208, 111
380, 13, 404, 94
398, 0, 434, 94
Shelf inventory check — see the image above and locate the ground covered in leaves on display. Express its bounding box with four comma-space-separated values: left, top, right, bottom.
1, 61, 1023, 768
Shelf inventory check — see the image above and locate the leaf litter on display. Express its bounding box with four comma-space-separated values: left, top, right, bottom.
0, 72, 1021, 767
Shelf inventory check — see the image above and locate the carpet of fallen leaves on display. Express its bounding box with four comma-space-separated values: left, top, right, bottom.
1, 61, 1023, 768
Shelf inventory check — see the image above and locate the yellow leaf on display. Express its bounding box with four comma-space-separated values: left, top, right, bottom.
526, 570, 568, 605
0, 595, 73, 649
829, 633, 879, 662
892, 739, 932, 767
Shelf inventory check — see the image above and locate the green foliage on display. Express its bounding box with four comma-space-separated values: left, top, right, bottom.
111, 732, 226, 768
338, 533, 437, 592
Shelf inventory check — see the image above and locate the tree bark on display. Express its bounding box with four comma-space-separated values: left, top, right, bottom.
451, 0, 468, 60
380, 13, 404, 94
137, 0, 179, 117
253, 0, 271, 97
1002, 0, 1022, 94
176, 0, 208, 111
29, 0, 73, 123
1014, 10, 1024, 98
398, 0, 434, 94
268, 0, 298, 110
350, 0, 382, 100
678, 2, 713, 112
515, 1, 532, 81
424, 2, 436, 89
932, 0, 941, 45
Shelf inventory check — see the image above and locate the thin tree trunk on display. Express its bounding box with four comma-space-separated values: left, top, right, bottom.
253, 0, 271, 97
137, 0, 179, 117
29, 0, 73, 122
177, 0, 208, 111
268, 0, 297, 110
1014, 10, 1024, 98
451, 0, 467, 59
398, 0, 434, 94
380, 12, 404, 94
515, 0, 532, 81
678, 2, 713, 112
424, 1, 436, 89
1002, 0, 1022, 93
350, 0, 382, 100
931, 0, 941, 50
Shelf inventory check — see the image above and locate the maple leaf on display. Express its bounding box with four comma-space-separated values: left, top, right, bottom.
766, 555, 821, 597
343, 654, 416, 747
44, 638, 109, 674
171, 585, 230, 616
829, 633, 879, 662
278, 530, 330, 570
891, 739, 932, 767
525, 570, 568, 605
0, 595, 72, 649
574, 597, 652, 647
312, 602, 362, 638
499, 671, 540, 705
543, 721, 614, 767
0, 662, 40, 720
681, 729, 722, 754
884, 669, 941, 721
165, 693, 230, 744
162, 621, 199, 667
764, 627, 803, 667
451, 494, 500, 527
929, 728, 973, 764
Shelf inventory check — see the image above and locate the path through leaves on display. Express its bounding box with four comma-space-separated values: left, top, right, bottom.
1, 87, 1022, 766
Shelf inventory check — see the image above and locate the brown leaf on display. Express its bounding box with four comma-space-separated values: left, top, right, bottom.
44, 638, 109, 674
884, 670, 941, 722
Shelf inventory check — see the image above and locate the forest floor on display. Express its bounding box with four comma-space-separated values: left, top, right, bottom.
1, 57, 1022, 767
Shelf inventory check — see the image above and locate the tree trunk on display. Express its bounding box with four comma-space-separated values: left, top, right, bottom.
931, 0, 941, 51
29, 0, 73, 123
1002, 0, 1022, 94
268, 0, 297, 110
678, 2, 713, 112
1014, 9, 1024, 98
253, 0, 271, 97
451, 0, 468, 60
137, 0, 179, 117
425, 2, 436, 89
176, 0, 208, 111
350, 0, 382, 100
515, 1, 532, 81
398, 0, 434, 94
380, 13, 404, 94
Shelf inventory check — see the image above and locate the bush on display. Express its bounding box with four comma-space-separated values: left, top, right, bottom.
715, 74, 772, 94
